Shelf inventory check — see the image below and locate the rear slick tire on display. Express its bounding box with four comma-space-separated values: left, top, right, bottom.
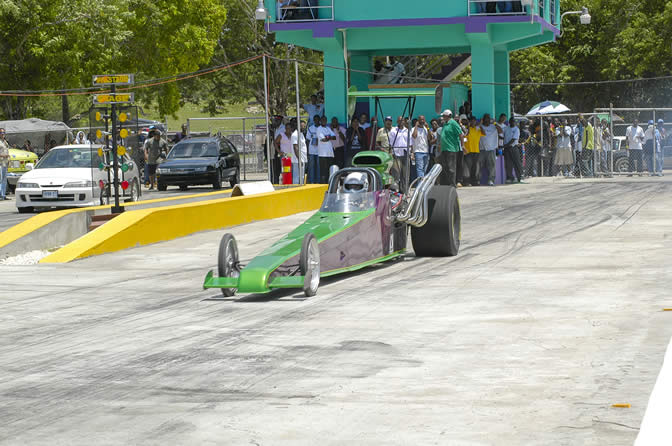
411, 185, 460, 257
300, 233, 320, 297
218, 233, 240, 297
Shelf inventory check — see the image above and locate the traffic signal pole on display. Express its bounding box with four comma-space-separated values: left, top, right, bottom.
110, 84, 124, 213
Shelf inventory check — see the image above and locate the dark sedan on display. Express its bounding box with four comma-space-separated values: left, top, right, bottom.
156, 137, 240, 191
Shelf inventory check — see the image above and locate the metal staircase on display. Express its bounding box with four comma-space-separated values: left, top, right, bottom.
389, 54, 471, 83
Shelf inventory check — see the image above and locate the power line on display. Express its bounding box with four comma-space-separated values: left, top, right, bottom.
268, 54, 672, 87
0, 51, 670, 98
0, 55, 263, 97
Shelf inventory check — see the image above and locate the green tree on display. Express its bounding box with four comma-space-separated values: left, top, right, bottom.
0, 0, 227, 121
184, 0, 323, 117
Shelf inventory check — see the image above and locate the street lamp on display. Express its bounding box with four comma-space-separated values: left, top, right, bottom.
255, 0, 267, 20
560, 6, 591, 36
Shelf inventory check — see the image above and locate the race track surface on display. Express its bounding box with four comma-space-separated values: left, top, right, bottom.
1, 176, 671, 445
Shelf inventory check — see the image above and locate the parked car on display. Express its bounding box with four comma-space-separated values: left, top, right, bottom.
7, 148, 39, 192
15, 144, 141, 213
156, 137, 240, 191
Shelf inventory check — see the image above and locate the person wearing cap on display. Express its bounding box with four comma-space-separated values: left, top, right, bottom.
436, 109, 463, 187
644, 119, 662, 175
376, 116, 393, 153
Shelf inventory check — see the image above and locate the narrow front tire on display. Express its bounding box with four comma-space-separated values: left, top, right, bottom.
300, 233, 320, 297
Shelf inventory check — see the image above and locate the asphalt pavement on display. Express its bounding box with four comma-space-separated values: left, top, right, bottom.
1, 175, 671, 444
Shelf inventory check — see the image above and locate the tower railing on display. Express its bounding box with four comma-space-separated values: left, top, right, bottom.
468, 0, 530, 16
276, 1, 334, 22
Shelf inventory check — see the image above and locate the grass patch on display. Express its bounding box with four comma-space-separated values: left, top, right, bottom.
145, 102, 265, 133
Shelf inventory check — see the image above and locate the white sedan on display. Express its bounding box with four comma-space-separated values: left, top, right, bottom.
15, 144, 141, 213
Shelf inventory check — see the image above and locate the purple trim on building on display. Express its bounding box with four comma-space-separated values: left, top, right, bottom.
269, 15, 560, 38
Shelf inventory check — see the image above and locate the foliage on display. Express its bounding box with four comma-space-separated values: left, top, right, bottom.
510, 0, 672, 113
180, 0, 323, 117
0, 0, 227, 120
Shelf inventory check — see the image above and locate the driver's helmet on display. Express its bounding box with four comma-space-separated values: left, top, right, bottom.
343, 172, 369, 194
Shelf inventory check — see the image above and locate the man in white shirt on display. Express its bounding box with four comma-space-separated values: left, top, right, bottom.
291, 121, 308, 185
411, 115, 433, 179
302, 95, 324, 123
316, 116, 336, 183
306, 115, 321, 183
479, 114, 502, 186
625, 119, 645, 175
389, 116, 411, 188
503, 117, 522, 183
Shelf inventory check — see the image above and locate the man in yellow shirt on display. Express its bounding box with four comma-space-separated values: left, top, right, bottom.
463, 117, 484, 186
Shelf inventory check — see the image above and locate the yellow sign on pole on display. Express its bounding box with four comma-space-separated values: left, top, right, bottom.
93, 93, 134, 104
92, 74, 134, 85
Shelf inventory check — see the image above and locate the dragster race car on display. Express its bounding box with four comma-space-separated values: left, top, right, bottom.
203, 150, 461, 297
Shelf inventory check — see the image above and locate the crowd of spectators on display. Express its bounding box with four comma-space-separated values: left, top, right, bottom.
269, 98, 669, 187
269, 100, 531, 187
523, 115, 666, 178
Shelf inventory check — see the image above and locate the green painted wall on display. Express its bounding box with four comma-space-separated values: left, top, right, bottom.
494, 50, 510, 118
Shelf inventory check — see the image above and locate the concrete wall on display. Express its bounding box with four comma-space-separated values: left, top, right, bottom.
0, 212, 90, 259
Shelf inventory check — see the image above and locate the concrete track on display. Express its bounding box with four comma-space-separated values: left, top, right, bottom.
1, 176, 671, 445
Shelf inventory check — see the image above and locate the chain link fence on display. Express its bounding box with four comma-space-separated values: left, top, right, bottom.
519, 108, 671, 179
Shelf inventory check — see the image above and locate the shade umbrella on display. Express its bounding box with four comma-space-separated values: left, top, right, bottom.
527, 100, 570, 115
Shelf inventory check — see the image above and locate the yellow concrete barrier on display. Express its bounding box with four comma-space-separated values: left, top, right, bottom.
0, 188, 233, 254
40, 184, 327, 263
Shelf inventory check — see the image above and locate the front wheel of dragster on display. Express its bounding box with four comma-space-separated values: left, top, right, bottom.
218, 233, 240, 297
300, 233, 320, 297
411, 185, 460, 257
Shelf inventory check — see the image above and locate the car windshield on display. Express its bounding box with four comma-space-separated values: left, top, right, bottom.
168, 142, 218, 159
36, 148, 102, 169
320, 191, 377, 213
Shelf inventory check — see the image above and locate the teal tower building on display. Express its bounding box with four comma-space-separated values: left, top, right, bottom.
264, 0, 560, 121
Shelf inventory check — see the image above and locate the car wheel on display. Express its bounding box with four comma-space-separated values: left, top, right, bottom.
17, 206, 34, 214
229, 169, 240, 188
615, 157, 629, 173
411, 185, 460, 257
217, 233, 240, 297
157, 182, 167, 192
212, 168, 222, 190
128, 180, 140, 202
179, 184, 188, 191
300, 233, 320, 297
8, 184, 15, 194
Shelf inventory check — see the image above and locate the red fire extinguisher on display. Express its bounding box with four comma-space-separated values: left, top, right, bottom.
281, 156, 292, 184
